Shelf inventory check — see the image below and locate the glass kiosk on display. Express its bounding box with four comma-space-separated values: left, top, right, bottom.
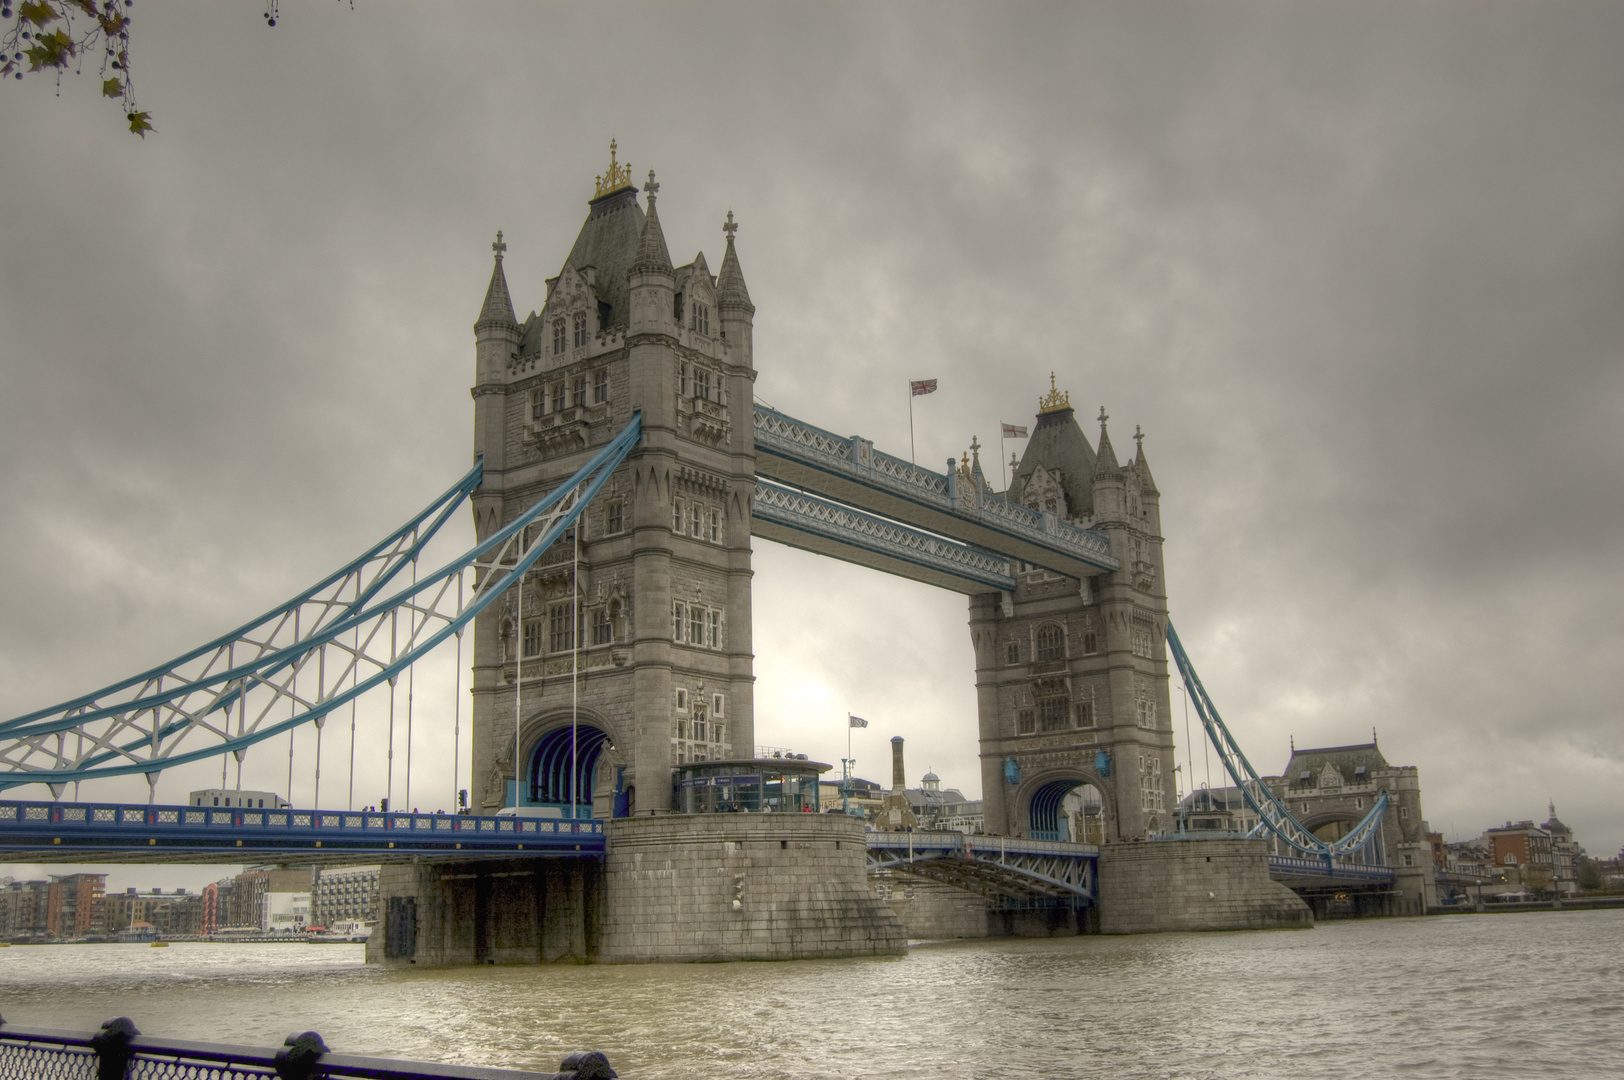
673, 757, 831, 814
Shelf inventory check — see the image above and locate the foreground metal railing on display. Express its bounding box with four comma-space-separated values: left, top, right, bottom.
0, 1017, 618, 1080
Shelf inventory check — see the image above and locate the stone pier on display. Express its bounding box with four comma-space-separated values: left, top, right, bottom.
368, 856, 603, 967
599, 814, 906, 962
1097, 838, 1311, 933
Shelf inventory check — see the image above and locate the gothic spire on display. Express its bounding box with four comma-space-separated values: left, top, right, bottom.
716, 210, 755, 313
476, 229, 517, 330
1133, 424, 1159, 495
1093, 406, 1121, 477
629, 170, 673, 274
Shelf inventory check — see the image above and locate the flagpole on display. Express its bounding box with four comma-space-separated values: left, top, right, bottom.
908, 386, 916, 465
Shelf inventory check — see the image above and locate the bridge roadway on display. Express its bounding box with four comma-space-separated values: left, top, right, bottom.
752, 405, 1119, 582
0, 799, 604, 865
0, 800, 1390, 907
866, 830, 1097, 906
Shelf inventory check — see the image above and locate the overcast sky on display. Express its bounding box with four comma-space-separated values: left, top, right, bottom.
1, 1, 1620, 891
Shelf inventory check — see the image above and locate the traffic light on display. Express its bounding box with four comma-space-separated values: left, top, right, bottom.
458, 788, 468, 809
379, 798, 388, 812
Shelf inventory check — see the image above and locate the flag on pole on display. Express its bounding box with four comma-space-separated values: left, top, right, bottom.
909, 379, 938, 397
1001, 422, 1029, 439
848, 714, 869, 728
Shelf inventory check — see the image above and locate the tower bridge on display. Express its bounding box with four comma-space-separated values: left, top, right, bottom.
0, 145, 1432, 962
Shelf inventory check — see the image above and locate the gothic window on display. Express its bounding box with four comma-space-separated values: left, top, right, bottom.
1134, 683, 1156, 729
691, 301, 710, 336
688, 505, 702, 537
712, 694, 725, 717
679, 362, 688, 397
552, 318, 566, 355
572, 312, 588, 349
571, 376, 586, 407
692, 700, 708, 743
1035, 623, 1065, 662
1075, 699, 1095, 728
671, 601, 685, 642
1017, 710, 1035, 735
1132, 625, 1154, 659
707, 609, 722, 648
1140, 754, 1165, 813
1006, 641, 1019, 665
674, 687, 688, 711
591, 609, 612, 646
1039, 698, 1069, 732
552, 381, 565, 412
688, 604, 704, 645
530, 389, 544, 421
522, 620, 542, 658
604, 500, 623, 534
673, 291, 684, 323
593, 369, 608, 404
598, 301, 611, 331
548, 603, 576, 653
708, 508, 722, 543
1083, 629, 1099, 655
672, 499, 684, 533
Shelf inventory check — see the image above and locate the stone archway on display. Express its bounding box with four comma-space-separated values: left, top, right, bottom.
521, 711, 621, 819
1019, 769, 1115, 843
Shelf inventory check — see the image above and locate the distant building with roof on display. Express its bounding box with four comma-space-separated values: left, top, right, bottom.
1261, 738, 1437, 914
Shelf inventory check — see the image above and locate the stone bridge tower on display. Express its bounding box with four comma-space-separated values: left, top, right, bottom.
969, 380, 1175, 842
468, 145, 757, 815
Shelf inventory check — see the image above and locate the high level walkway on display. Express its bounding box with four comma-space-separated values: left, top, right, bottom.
753, 406, 1118, 581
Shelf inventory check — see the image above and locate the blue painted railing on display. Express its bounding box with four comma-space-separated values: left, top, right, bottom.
0, 800, 605, 858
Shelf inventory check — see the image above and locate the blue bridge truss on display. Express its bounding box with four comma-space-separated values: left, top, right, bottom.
866, 830, 1096, 905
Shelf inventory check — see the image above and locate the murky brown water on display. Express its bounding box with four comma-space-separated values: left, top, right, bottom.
3, 912, 1621, 1079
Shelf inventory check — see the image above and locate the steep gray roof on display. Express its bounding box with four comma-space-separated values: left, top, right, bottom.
1011, 405, 1097, 517
519, 186, 645, 354
1281, 743, 1392, 787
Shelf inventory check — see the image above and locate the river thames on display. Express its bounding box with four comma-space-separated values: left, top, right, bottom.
2, 911, 1619, 1079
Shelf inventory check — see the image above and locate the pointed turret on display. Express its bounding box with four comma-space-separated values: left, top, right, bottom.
716, 211, 754, 313
1093, 408, 1121, 478
476, 230, 517, 332
1133, 424, 1159, 496
1091, 406, 1127, 523
630, 178, 674, 274
716, 210, 756, 364
473, 230, 520, 474
628, 169, 676, 338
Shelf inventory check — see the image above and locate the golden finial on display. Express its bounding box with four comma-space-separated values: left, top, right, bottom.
594, 139, 634, 199
1038, 371, 1071, 414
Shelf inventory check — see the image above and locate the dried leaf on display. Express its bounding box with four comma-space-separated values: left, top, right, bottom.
63, 0, 97, 14
18, 1, 60, 28
102, 76, 122, 98
99, 13, 126, 35
126, 110, 154, 137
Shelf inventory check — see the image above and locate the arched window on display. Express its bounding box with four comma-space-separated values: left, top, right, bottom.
1035, 623, 1065, 662
572, 311, 588, 349
552, 318, 566, 355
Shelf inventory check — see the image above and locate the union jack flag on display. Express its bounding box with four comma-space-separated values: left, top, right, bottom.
909, 379, 938, 397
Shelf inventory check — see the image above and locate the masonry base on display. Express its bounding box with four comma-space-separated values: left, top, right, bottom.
598, 814, 907, 962
1098, 838, 1312, 934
